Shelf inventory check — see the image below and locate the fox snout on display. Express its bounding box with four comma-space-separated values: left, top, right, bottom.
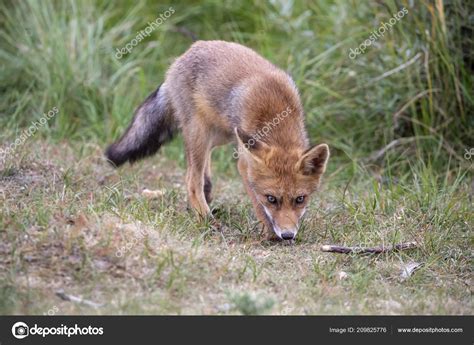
281, 231, 296, 240
272, 223, 298, 240
271, 217, 299, 240
262, 206, 300, 240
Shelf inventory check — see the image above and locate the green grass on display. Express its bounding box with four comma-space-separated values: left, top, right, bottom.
0, 0, 472, 315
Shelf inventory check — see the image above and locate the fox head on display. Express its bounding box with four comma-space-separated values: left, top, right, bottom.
235, 128, 329, 241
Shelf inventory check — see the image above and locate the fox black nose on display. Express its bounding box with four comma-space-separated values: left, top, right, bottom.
281, 232, 295, 240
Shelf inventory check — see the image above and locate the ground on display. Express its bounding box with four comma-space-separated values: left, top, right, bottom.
0, 140, 471, 315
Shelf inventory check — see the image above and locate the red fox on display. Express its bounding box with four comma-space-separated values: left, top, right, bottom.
106, 40, 329, 241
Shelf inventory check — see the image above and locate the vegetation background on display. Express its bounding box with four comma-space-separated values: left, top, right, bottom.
0, 0, 472, 315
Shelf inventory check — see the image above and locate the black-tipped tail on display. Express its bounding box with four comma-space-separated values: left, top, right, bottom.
105, 84, 177, 167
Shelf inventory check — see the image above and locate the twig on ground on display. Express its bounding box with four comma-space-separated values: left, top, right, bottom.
321, 241, 418, 254
56, 290, 103, 308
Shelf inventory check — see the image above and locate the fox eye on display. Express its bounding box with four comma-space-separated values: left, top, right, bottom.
266, 195, 277, 204
295, 196, 305, 204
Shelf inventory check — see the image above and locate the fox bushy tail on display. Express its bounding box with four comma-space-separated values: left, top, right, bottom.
105, 84, 177, 167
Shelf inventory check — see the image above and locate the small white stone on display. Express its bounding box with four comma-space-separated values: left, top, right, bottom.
400, 262, 423, 281
141, 188, 165, 199
338, 271, 348, 280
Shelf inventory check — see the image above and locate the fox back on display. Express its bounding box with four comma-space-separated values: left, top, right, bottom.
166, 40, 308, 147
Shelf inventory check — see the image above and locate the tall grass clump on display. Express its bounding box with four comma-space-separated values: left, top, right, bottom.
0, 0, 177, 140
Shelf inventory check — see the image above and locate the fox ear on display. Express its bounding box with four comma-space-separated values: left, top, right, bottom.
298, 144, 330, 176
234, 128, 269, 161
235, 128, 260, 152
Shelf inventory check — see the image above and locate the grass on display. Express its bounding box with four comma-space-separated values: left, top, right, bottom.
0, 141, 471, 314
0, 0, 472, 314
